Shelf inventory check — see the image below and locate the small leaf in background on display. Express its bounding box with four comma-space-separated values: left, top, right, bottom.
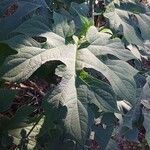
104, 1, 146, 45
141, 77, 150, 147
70, 2, 89, 17
0, 89, 17, 112
122, 103, 143, 129
0, 1, 41, 40
105, 138, 119, 150
143, 109, 150, 147
145, 129, 150, 147
135, 13, 150, 41
70, 2, 89, 33
0, 43, 17, 67
80, 72, 119, 113
122, 127, 139, 142
53, 12, 75, 38
92, 113, 117, 150
127, 44, 142, 60
0, 106, 33, 132
141, 76, 150, 109
78, 15, 92, 37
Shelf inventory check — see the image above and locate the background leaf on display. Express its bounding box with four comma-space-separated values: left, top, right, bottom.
0, 89, 17, 112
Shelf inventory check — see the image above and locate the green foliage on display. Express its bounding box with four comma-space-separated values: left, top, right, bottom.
141, 77, 150, 147
0, 89, 17, 112
0, 0, 149, 149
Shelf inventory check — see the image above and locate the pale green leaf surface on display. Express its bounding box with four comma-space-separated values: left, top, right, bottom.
81, 74, 119, 112
0, 20, 140, 147
86, 26, 135, 61
0, 35, 76, 82
44, 74, 89, 144
104, 2, 144, 45
77, 47, 138, 103
44, 64, 119, 144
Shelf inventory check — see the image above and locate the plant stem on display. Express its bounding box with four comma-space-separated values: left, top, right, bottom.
26, 114, 43, 138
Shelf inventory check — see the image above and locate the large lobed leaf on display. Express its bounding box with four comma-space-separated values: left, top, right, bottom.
77, 26, 138, 104
0, 34, 76, 82
0, 14, 138, 147
104, 1, 150, 45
